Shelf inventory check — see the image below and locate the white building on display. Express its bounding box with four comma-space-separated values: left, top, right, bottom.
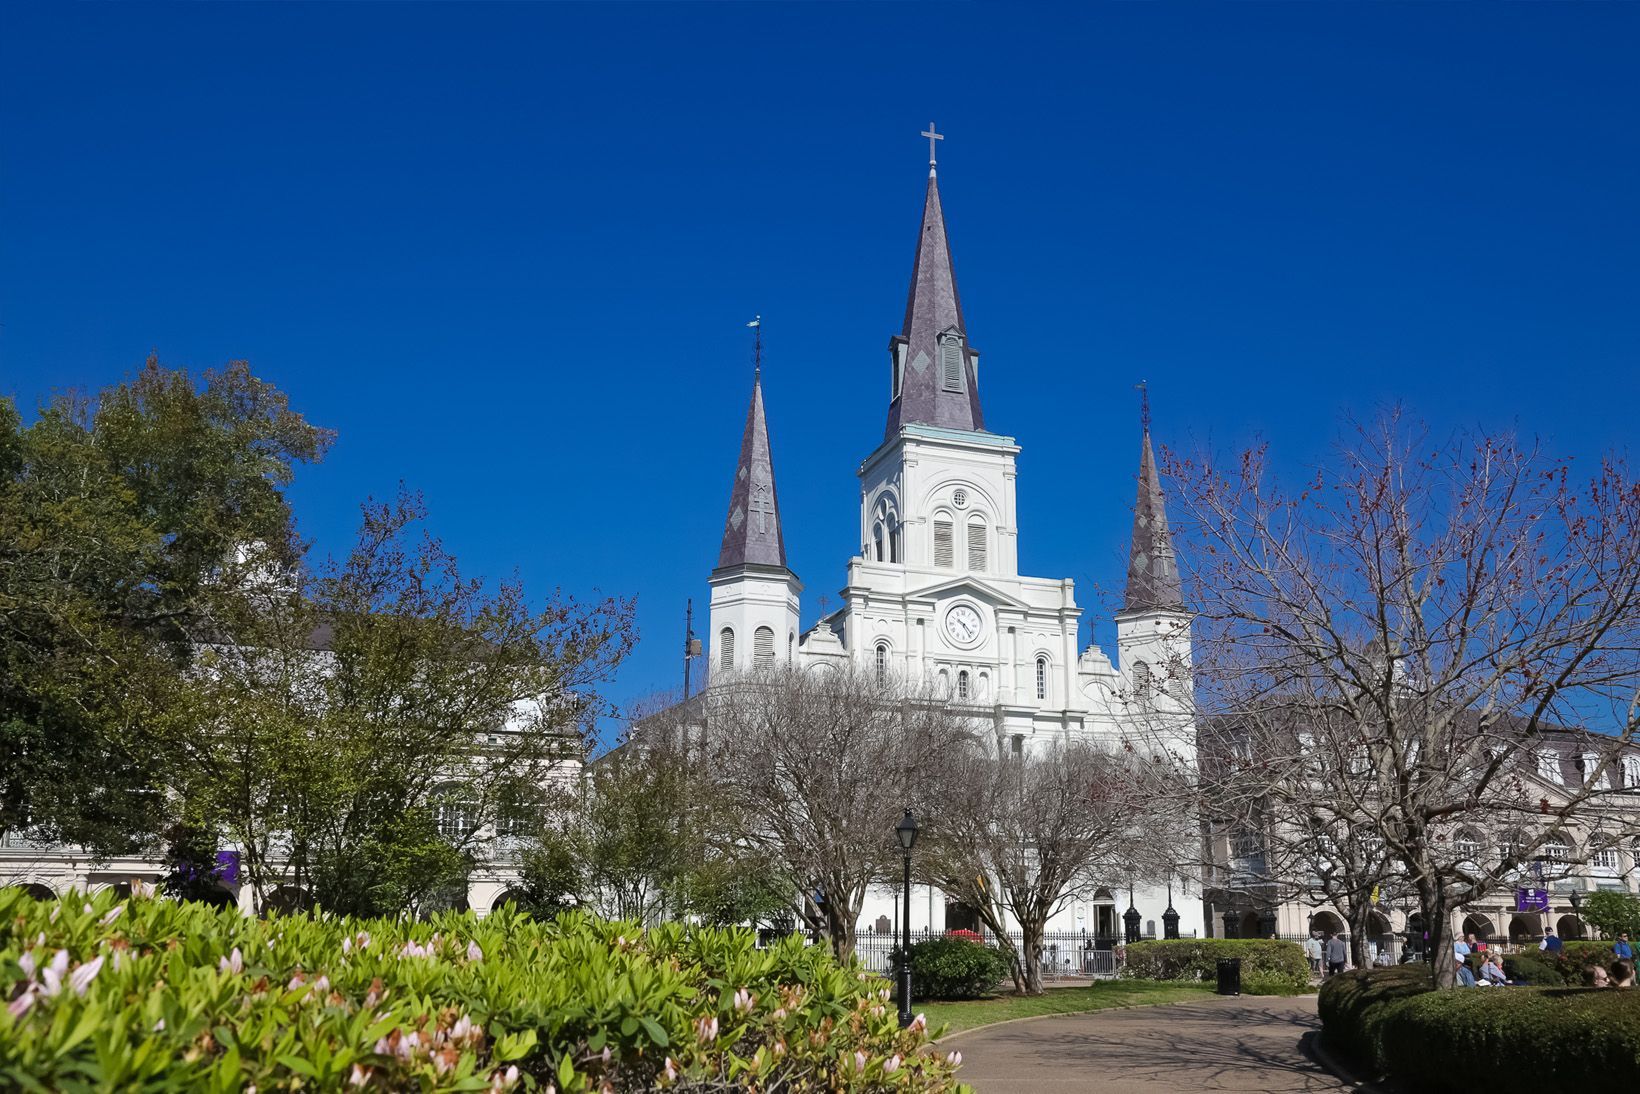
703, 146, 1206, 943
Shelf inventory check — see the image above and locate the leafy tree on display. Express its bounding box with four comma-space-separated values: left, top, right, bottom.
0, 358, 330, 856
158, 822, 235, 906
511, 838, 583, 919
1582, 891, 1640, 941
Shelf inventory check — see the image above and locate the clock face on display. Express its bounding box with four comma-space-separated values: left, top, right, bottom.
945, 604, 983, 645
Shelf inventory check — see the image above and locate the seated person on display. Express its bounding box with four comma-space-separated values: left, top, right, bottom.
1612, 959, 1636, 989
1456, 961, 1479, 987
1587, 964, 1611, 988
1480, 956, 1508, 985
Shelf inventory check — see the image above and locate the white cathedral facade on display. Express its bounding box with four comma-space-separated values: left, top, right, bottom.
703, 151, 1207, 943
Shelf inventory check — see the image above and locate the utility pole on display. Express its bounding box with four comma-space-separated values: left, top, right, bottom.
683, 598, 698, 699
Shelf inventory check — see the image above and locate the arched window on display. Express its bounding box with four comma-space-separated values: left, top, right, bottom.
1035, 657, 1048, 701
753, 626, 776, 666
788, 631, 795, 662
1456, 831, 1484, 871
933, 517, 955, 568
1590, 840, 1619, 874
1543, 837, 1571, 866
875, 643, 890, 687
957, 669, 970, 701
966, 515, 987, 572
719, 627, 735, 670
872, 522, 885, 561
888, 516, 902, 563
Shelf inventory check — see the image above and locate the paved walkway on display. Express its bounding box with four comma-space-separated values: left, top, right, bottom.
950, 995, 1351, 1093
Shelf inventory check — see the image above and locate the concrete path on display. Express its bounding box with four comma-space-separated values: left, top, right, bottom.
951, 994, 1351, 1093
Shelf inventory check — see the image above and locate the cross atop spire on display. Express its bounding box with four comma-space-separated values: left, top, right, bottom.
921, 122, 943, 174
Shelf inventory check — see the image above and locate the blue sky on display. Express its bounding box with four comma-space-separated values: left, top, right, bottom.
3, 5, 1637, 733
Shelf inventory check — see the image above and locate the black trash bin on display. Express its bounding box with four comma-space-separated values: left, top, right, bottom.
1216, 957, 1242, 996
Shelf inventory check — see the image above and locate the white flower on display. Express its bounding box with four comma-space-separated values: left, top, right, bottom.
910, 1012, 927, 1033
18, 951, 35, 978
342, 936, 352, 954
153, 1018, 166, 1032
7, 985, 37, 1019
349, 1064, 371, 1086
69, 954, 104, 995
40, 950, 69, 997
946, 1050, 963, 1066
664, 1058, 678, 1082
467, 940, 483, 962
885, 1055, 902, 1075
855, 1050, 868, 1073
733, 987, 753, 1012
219, 947, 244, 975
313, 975, 330, 993
99, 905, 125, 927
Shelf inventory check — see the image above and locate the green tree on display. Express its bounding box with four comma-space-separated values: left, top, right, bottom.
1582, 891, 1640, 941
0, 358, 331, 856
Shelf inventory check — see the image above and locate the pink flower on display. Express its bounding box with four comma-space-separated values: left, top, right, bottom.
341, 936, 352, 955
773, 1039, 786, 1056
40, 950, 69, 997
7, 985, 38, 1019
288, 973, 306, 991
664, 1058, 678, 1082
773, 1006, 787, 1020
854, 1051, 867, 1073
69, 954, 104, 996
733, 987, 754, 1012
219, 947, 244, 975
945, 1050, 963, 1066
349, 1064, 371, 1087
467, 940, 483, 963
910, 1012, 927, 1033
885, 1055, 902, 1074
695, 1015, 718, 1042
99, 905, 125, 927
313, 975, 330, 993
18, 951, 35, 979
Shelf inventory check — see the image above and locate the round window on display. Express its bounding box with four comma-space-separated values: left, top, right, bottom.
952, 488, 969, 509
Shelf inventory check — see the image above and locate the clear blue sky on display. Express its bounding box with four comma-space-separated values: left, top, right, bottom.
4, 5, 1637, 733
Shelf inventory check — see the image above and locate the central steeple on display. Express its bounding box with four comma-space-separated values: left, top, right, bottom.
883, 129, 985, 438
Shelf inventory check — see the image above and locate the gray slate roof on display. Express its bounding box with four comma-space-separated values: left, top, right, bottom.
1123, 428, 1186, 613
884, 171, 986, 438
716, 375, 790, 572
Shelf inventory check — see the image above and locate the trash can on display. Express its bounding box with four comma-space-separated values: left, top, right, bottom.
1216, 957, 1242, 996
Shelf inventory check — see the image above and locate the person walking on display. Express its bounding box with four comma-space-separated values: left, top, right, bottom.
1614, 932, 1633, 961
1540, 927, 1564, 953
1303, 933, 1323, 974
1325, 933, 1347, 977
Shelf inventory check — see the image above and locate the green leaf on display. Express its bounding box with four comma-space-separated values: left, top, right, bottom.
639, 1017, 669, 1047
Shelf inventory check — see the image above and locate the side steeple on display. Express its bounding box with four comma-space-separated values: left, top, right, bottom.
1122, 386, 1184, 613
716, 369, 789, 573
884, 124, 985, 438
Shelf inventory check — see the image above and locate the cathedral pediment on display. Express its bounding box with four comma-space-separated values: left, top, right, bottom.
906, 575, 1033, 611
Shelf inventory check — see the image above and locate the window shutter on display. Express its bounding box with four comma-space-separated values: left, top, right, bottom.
941, 338, 964, 392
719, 628, 735, 669
933, 520, 954, 567
753, 626, 775, 665
967, 520, 987, 572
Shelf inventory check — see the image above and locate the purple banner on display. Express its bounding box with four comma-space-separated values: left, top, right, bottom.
1515, 887, 1549, 912
214, 851, 241, 886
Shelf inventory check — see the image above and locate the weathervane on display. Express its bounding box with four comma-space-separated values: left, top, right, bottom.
921, 122, 943, 171
747, 315, 763, 378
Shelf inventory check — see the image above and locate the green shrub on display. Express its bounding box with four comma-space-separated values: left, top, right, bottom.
0, 888, 963, 1092
1316, 966, 1433, 1072
1582, 891, 1640, 940
1120, 939, 1308, 984
1504, 942, 1619, 986
891, 937, 1011, 1001
1378, 987, 1640, 1093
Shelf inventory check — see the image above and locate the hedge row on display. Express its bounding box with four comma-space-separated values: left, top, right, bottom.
1319, 968, 1640, 1093
0, 888, 964, 1092
1120, 939, 1309, 994
894, 937, 1011, 1001
1503, 942, 1622, 986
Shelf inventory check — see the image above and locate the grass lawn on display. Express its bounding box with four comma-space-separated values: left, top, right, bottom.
921, 980, 1217, 1036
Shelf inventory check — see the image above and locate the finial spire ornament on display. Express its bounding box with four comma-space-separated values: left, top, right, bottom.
748, 315, 762, 378
1136, 380, 1151, 433
921, 122, 943, 175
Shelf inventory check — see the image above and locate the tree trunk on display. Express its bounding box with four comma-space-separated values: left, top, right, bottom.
1346, 898, 1374, 969
1421, 880, 1456, 989
1020, 917, 1046, 995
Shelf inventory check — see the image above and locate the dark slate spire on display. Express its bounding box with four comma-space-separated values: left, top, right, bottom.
884, 157, 985, 438
716, 373, 790, 572
1123, 389, 1185, 613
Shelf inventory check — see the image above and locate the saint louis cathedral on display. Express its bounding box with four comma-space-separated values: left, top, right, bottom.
704, 135, 1207, 943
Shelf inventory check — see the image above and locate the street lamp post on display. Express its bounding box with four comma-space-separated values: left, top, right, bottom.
1162, 881, 1181, 940
895, 809, 919, 1027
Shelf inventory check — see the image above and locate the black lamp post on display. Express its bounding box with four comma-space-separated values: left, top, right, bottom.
1123, 887, 1142, 944
1162, 881, 1181, 940
894, 808, 919, 1027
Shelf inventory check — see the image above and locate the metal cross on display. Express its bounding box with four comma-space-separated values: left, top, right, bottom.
921, 123, 943, 166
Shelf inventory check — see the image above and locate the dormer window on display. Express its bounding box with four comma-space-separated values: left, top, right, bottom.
939, 331, 965, 393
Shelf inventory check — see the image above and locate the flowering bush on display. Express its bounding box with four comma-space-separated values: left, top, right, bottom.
942, 930, 982, 943
0, 888, 966, 1091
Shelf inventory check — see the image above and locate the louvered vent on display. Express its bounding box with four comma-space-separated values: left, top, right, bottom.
719, 627, 735, 669
967, 520, 987, 572
941, 338, 964, 392
933, 520, 954, 568
753, 626, 776, 665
